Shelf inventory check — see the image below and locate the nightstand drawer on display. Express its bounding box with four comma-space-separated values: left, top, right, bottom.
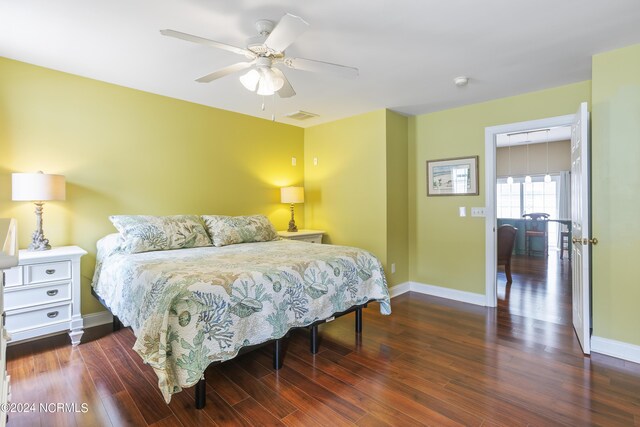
24, 261, 71, 285
5, 282, 71, 311
6, 303, 72, 332
3, 267, 22, 288
297, 235, 322, 244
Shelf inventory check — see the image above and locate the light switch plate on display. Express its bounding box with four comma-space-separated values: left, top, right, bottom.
471, 207, 486, 217
459, 207, 466, 217
291, 157, 296, 166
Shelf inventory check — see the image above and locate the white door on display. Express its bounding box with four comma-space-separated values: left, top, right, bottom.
571, 102, 591, 354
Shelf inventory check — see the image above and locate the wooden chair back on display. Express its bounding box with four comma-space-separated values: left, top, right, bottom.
497, 225, 518, 265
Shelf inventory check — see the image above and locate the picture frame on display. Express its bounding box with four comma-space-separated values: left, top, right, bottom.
426, 155, 479, 196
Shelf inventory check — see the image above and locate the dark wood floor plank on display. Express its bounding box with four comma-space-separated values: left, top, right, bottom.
99, 390, 148, 427
5, 342, 40, 427
281, 410, 329, 427
201, 389, 252, 427
99, 334, 172, 425
167, 384, 217, 427
232, 397, 285, 427
55, 344, 114, 427
260, 372, 355, 427
30, 339, 78, 427
262, 363, 366, 423
204, 365, 250, 406
78, 339, 126, 398
273, 351, 434, 426
148, 414, 184, 427
218, 360, 297, 420
5, 254, 640, 426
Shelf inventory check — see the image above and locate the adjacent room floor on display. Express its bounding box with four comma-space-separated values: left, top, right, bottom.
7, 263, 640, 426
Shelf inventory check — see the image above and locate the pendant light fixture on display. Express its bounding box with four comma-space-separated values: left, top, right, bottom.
544, 129, 552, 183
524, 135, 532, 184
507, 134, 514, 185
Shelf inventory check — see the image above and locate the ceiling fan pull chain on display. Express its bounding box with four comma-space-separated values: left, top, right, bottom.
272, 93, 276, 122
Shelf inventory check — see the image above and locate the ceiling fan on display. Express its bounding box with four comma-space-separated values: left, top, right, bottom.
160, 13, 359, 98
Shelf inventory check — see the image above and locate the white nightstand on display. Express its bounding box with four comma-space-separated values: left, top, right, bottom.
3, 246, 86, 346
278, 229, 325, 244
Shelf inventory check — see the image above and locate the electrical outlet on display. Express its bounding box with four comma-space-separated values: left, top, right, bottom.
291, 157, 296, 166
313, 157, 318, 166
471, 207, 486, 217
391, 263, 396, 274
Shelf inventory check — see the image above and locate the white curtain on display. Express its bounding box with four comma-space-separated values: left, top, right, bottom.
557, 171, 571, 246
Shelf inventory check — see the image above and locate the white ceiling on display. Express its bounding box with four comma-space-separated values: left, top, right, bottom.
2, 0, 640, 128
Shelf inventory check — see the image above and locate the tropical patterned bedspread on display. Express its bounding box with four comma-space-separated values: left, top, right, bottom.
91, 234, 391, 402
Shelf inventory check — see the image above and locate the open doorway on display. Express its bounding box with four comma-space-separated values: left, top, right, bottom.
494, 127, 572, 324
485, 105, 592, 354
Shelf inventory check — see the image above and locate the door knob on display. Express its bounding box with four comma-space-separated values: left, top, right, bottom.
572, 237, 581, 244
582, 237, 598, 245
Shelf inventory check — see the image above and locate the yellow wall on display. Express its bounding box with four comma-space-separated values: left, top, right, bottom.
385, 111, 409, 285
591, 44, 640, 346
303, 109, 409, 286
0, 57, 304, 314
303, 110, 388, 266
408, 81, 591, 293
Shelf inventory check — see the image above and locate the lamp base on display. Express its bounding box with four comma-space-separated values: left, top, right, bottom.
28, 202, 51, 251
287, 203, 298, 232
28, 229, 51, 251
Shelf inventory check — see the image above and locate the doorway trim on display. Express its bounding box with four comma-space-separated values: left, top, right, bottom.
484, 114, 575, 307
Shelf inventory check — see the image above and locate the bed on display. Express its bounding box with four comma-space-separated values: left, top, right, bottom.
91, 229, 391, 407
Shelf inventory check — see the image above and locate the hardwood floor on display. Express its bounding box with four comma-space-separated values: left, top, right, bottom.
7, 261, 640, 426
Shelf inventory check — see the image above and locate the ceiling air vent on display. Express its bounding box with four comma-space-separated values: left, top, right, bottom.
285, 110, 319, 121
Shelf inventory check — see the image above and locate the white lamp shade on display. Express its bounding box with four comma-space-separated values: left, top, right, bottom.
281, 187, 304, 204
256, 67, 284, 96
240, 69, 260, 91
12, 172, 66, 201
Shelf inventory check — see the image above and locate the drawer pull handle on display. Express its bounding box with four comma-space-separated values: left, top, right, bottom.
45, 269, 56, 275
47, 311, 59, 318
47, 290, 59, 296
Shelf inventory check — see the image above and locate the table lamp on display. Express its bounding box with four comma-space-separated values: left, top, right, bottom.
12, 171, 66, 251
281, 186, 304, 232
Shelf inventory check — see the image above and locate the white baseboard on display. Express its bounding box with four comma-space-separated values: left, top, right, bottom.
591, 336, 640, 364
389, 282, 411, 298
410, 281, 486, 306
83, 311, 113, 328
389, 281, 486, 306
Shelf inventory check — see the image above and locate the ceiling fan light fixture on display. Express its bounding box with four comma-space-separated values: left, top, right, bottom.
255, 67, 284, 96
240, 69, 260, 91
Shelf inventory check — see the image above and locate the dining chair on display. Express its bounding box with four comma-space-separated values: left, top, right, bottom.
522, 212, 549, 257
497, 224, 518, 283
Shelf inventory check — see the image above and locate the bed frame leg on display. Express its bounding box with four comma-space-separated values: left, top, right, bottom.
310, 325, 319, 354
112, 315, 121, 332
355, 307, 363, 334
273, 339, 283, 370
195, 377, 206, 409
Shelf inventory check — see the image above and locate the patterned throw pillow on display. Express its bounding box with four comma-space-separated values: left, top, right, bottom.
110, 215, 212, 254
202, 215, 279, 247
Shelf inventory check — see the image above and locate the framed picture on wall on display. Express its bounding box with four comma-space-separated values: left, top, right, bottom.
426, 156, 479, 196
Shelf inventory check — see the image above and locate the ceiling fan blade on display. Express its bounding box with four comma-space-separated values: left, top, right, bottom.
160, 29, 254, 58
195, 62, 254, 83
264, 13, 309, 53
271, 68, 296, 98
284, 57, 359, 78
